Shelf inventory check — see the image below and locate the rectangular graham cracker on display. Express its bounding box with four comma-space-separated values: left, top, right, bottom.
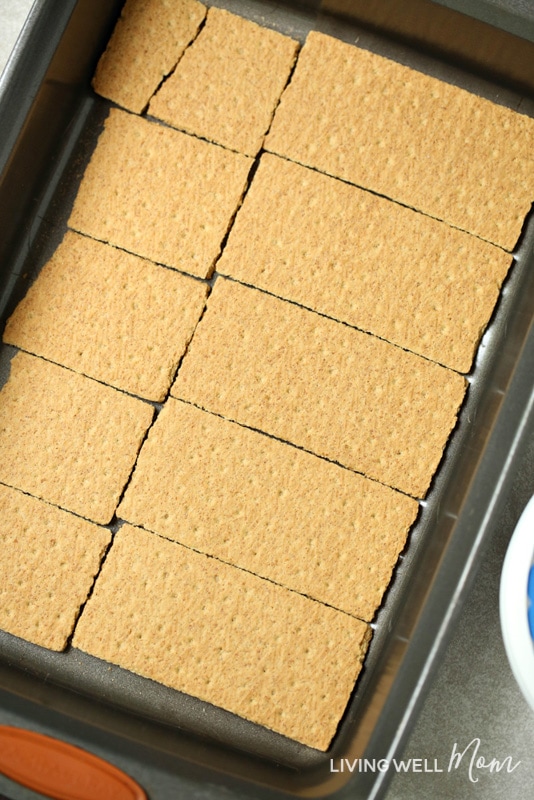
73, 524, 371, 750
118, 399, 418, 620
92, 0, 206, 114
172, 279, 467, 498
265, 31, 534, 250
148, 7, 298, 156
69, 109, 252, 278
217, 153, 512, 373
3, 231, 208, 401
0, 352, 154, 524
0, 484, 111, 651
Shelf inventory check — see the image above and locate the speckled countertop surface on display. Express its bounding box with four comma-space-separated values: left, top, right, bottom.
0, 1, 533, 798
0, 0, 34, 75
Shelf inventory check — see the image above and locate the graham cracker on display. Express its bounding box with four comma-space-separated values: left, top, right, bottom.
73, 524, 371, 750
118, 399, 418, 620
69, 109, 252, 278
3, 231, 208, 401
0, 484, 110, 651
0, 352, 154, 524
218, 153, 511, 373
265, 31, 534, 250
92, 0, 206, 114
172, 279, 466, 498
148, 7, 298, 156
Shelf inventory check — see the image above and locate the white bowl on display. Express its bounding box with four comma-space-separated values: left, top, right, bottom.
500, 494, 534, 711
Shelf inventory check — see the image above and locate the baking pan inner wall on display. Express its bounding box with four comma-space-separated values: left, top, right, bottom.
0, 0, 533, 795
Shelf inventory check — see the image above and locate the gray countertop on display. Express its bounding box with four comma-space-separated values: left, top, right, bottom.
0, 0, 33, 75
0, 1, 532, 798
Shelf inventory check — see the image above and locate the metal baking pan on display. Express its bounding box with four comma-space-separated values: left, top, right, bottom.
1, 0, 534, 798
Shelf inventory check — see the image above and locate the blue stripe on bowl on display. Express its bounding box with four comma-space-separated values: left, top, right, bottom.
528, 565, 534, 641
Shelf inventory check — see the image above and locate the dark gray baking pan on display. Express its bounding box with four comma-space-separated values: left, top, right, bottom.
0, 1, 534, 798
